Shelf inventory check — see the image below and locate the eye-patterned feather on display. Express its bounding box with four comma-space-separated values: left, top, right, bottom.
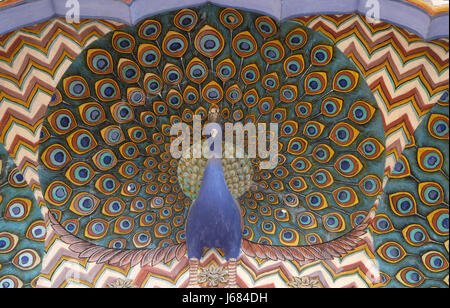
0, 143, 45, 288
373, 91, 449, 288
39, 4, 386, 285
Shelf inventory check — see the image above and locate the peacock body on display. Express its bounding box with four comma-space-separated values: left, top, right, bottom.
0, 143, 45, 288
186, 158, 243, 260
38, 4, 387, 285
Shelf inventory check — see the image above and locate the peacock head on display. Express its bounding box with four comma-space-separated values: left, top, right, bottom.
207, 105, 220, 124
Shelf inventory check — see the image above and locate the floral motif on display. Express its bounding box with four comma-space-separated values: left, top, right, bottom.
198, 264, 228, 287
288, 276, 324, 288
106, 279, 138, 288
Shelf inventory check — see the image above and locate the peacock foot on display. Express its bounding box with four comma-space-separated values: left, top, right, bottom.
226, 259, 238, 288
188, 258, 201, 288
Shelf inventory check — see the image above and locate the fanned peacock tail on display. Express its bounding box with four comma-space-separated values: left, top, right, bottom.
0, 143, 45, 288
373, 91, 449, 288
39, 4, 386, 265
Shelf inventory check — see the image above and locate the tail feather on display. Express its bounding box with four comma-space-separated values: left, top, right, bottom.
109, 250, 131, 265
241, 218, 369, 262
48, 211, 186, 267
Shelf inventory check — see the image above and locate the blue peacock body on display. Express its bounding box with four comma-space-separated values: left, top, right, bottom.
38, 4, 386, 269
0, 143, 45, 288
186, 158, 243, 260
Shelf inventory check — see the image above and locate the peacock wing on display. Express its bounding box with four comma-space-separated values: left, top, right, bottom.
372, 92, 449, 288
0, 143, 45, 288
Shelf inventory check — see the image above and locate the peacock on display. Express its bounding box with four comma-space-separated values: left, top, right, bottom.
0, 143, 45, 288
373, 91, 449, 288
38, 4, 388, 288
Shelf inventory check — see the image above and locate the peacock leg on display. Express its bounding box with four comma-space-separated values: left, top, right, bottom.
226, 258, 238, 288
188, 258, 201, 288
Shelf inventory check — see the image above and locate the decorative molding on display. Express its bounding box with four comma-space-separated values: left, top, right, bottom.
0, 0, 448, 39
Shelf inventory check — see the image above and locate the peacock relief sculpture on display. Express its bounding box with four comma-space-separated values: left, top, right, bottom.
0, 4, 446, 289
